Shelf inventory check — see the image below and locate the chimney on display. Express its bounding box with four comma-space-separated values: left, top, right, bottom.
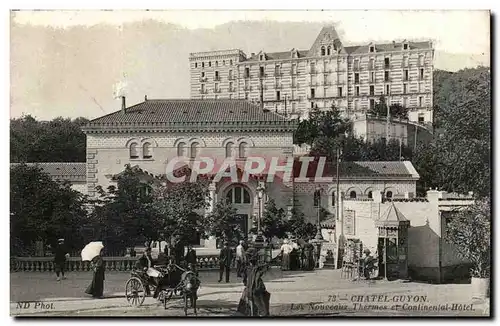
251, 52, 255, 57
121, 96, 126, 114
392, 41, 396, 48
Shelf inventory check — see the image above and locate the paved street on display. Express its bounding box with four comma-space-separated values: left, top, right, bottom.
11, 269, 490, 317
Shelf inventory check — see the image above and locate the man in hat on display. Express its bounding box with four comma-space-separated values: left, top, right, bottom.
184, 244, 198, 275
54, 238, 69, 281
218, 241, 233, 283
362, 248, 376, 280
136, 247, 155, 296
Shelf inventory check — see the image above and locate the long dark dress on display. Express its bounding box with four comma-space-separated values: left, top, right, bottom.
237, 264, 271, 316
85, 255, 105, 298
302, 243, 315, 270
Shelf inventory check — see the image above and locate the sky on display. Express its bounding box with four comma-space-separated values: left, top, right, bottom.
10, 10, 490, 121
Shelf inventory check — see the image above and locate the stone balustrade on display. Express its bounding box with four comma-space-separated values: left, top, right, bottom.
11, 251, 280, 273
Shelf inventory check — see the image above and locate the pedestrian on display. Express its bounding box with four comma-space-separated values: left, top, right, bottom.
54, 238, 69, 281
290, 239, 300, 270
185, 244, 198, 275
280, 239, 292, 271
237, 247, 271, 316
302, 238, 315, 271
85, 248, 105, 298
218, 241, 233, 283
173, 236, 185, 265
236, 240, 246, 278
156, 244, 170, 266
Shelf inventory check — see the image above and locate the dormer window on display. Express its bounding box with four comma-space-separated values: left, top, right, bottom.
403, 43, 409, 50
260, 54, 265, 61
369, 46, 375, 53
321, 46, 326, 56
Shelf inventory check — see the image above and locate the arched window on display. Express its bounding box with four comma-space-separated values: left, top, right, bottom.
386, 191, 393, 199
314, 190, 321, 207
142, 142, 152, 159
177, 142, 187, 157
321, 46, 326, 56
239, 142, 248, 158
349, 191, 357, 199
331, 191, 336, 206
225, 142, 235, 158
129, 143, 139, 159
368, 191, 373, 199
190, 142, 200, 159
327, 46, 331, 56
226, 186, 251, 204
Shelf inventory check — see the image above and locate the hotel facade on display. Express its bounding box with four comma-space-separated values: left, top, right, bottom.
189, 26, 434, 124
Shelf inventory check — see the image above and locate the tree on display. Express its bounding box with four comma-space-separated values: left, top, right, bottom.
205, 201, 242, 245
432, 67, 489, 128
10, 163, 88, 255
413, 67, 491, 198
294, 105, 352, 149
10, 115, 89, 162
367, 96, 409, 120
147, 171, 211, 245
89, 165, 158, 253
285, 208, 316, 240
293, 105, 413, 162
260, 199, 288, 239
445, 198, 490, 278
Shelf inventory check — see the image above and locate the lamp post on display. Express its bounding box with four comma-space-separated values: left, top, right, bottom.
314, 186, 324, 241
254, 184, 265, 247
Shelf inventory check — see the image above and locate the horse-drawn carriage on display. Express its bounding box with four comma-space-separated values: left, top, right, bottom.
125, 263, 200, 315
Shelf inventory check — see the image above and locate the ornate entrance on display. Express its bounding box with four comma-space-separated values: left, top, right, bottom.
375, 202, 410, 280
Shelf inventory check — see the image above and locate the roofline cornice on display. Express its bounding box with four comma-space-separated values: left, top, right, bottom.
82, 124, 298, 134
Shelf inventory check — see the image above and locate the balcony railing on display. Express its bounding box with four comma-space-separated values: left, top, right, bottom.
199, 89, 208, 94
214, 77, 221, 81
214, 89, 222, 93
199, 77, 208, 82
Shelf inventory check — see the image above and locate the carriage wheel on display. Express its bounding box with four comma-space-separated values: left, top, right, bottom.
125, 277, 146, 307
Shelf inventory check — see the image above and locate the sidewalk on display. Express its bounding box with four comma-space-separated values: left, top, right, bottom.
11, 269, 490, 317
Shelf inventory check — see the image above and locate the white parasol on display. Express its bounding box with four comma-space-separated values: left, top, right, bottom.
81, 241, 104, 262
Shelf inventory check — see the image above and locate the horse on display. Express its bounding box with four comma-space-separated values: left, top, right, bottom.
180, 266, 201, 316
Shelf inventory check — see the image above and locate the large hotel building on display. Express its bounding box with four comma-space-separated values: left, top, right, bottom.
189, 26, 434, 124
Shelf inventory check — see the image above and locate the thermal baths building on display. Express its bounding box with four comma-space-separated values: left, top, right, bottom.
22, 98, 473, 281
79, 98, 422, 248
189, 25, 434, 124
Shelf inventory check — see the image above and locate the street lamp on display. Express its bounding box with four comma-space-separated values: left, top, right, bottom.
254, 184, 265, 247
314, 186, 324, 241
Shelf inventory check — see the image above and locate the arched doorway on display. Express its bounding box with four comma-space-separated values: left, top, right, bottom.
220, 184, 253, 246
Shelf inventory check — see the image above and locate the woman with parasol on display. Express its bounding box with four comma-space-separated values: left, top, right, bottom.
82, 241, 105, 298
237, 247, 271, 316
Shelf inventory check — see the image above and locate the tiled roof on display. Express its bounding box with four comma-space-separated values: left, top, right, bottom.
10, 162, 86, 182
344, 41, 431, 54
292, 159, 418, 179
245, 50, 309, 62
87, 99, 290, 125
376, 202, 410, 227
